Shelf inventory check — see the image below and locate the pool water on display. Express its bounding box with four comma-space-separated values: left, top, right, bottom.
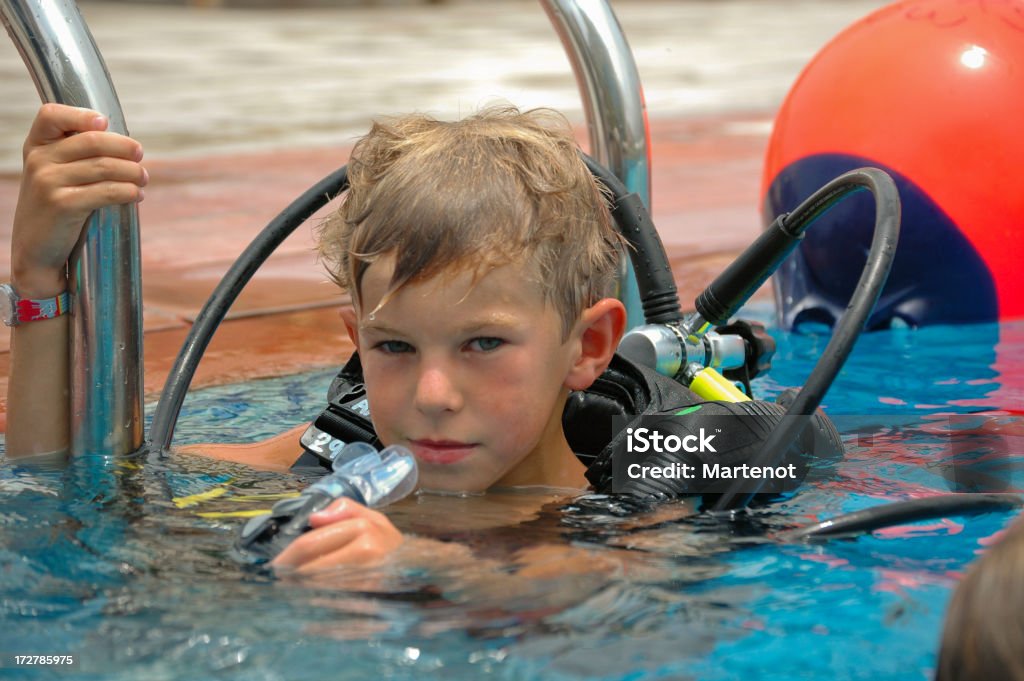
1, 317, 1021, 681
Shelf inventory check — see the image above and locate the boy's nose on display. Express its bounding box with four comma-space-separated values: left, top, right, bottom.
413, 363, 463, 415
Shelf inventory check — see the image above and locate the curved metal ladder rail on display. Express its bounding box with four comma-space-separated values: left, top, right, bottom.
0, 0, 650, 463
541, 0, 651, 331
1, 0, 144, 463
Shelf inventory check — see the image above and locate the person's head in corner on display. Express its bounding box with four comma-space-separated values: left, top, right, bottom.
936, 513, 1024, 681
317, 105, 628, 493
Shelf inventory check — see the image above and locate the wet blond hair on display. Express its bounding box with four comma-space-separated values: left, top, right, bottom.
316, 105, 623, 339
936, 515, 1024, 681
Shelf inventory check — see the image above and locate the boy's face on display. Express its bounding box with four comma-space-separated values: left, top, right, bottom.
345, 257, 582, 493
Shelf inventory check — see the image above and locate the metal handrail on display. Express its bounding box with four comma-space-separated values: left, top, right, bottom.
0, 0, 650, 460
1, 0, 143, 458
541, 0, 651, 330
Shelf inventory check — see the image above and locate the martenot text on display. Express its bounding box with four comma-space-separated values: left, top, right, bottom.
626, 462, 798, 480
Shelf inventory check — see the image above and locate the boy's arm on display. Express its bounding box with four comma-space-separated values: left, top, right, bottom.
270, 500, 653, 600
6, 105, 308, 468
178, 422, 308, 471
6, 104, 147, 458
6, 304, 70, 457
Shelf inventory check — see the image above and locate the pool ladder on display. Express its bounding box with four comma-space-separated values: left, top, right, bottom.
0, 0, 652, 464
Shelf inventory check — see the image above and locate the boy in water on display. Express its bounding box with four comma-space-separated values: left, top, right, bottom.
6, 103, 630, 571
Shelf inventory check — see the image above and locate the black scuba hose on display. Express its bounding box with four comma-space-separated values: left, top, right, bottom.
787, 493, 1024, 540
148, 166, 350, 451
580, 154, 683, 325
711, 168, 902, 512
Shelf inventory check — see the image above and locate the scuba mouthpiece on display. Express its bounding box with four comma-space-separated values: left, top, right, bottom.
236, 442, 418, 563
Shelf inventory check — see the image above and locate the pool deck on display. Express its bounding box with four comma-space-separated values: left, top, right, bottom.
0, 0, 888, 428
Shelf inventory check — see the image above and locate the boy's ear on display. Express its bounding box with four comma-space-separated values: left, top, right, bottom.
339, 306, 360, 349
564, 298, 627, 391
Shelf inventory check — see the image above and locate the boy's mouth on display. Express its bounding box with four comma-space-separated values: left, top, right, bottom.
409, 439, 477, 465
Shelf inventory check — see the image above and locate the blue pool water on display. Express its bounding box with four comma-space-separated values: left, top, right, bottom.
1, 317, 1021, 680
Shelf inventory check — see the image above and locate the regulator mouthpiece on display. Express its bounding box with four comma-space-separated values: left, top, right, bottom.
235, 442, 418, 563
339, 445, 419, 508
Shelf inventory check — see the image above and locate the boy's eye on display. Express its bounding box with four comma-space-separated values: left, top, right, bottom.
466, 337, 504, 352
375, 340, 414, 354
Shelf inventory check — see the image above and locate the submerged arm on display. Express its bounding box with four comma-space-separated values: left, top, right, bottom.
177, 422, 308, 471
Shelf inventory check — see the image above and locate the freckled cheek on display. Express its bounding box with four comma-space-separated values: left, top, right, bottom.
492, 418, 543, 453
360, 364, 411, 440
470, 365, 531, 409
473, 384, 549, 453
478, 352, 562, 413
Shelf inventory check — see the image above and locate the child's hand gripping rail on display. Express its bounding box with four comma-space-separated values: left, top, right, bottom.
236, 442, 418, 563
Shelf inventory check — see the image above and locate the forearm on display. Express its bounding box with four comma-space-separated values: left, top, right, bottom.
4, 105, 148, 459
177, 423, 307, 471
6, 273, 70, 458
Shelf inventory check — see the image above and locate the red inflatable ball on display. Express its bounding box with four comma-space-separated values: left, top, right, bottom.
763, 0, 1024, 330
